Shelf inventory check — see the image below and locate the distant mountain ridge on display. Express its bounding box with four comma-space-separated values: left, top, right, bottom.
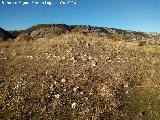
0, 24, 160, 41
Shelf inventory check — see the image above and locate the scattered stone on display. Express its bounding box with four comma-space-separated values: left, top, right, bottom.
75, 74, 80, 77
70, 57, 76, 64
53, 55, 57, 58
61, 78, 66, 83
84, 97, 88, 101
55, 94, 60, 99
125, 90, 129, 94
71, 102, 77, 108
106, 57, 110, 60
88, 56, 92, 60
46, 54, 51, 59
45, 71, 48, 75
62, 56, 66, 60
94, 58, 99, 62
108, 60, 112, 62
124, 82, 129, 88
50, 84, 54, 91
91, 61, 97, 66
80, 92, 84, 95
0, 51, 5, 54
73, 86, 79, 92
54, 81, 58, 85
26, 56, 33, 59
84, 54, 87, 57
89, 92, 93, 95
24, 74, 27, 76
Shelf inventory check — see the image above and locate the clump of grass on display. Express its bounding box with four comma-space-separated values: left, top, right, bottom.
112, 34, 122, 42
71, 27, 88, 36
52, 26, 66, 36
45, 26, 67, 39
138, 40, 146, 46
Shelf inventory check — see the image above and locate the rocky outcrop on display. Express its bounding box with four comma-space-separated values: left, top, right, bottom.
28, 25, 68, 38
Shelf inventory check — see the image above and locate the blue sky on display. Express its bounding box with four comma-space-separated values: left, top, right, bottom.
0, 0, 160, 32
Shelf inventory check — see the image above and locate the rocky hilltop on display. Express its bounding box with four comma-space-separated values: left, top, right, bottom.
1, 24, 160, 42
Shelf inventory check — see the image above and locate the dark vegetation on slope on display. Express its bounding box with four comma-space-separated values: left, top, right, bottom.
9, 30, 24, 38
0, 27, 15, 41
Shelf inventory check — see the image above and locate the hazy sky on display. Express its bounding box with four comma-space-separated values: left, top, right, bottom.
0, 0, 160, 32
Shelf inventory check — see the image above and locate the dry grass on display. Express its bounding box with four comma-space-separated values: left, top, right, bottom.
71, 27, 88, 36
112, 34, 122, 42
0, 33, 160, 119
15, 34, 35, 42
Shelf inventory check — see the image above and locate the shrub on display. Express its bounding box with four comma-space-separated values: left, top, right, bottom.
123, 34, 132, 41
138, 41, 146, 46
112, 34, 122, 42
52, 26, 66, 36
46, 26, 66, 39
15, 34, 34, 41
71, 27, 88, 36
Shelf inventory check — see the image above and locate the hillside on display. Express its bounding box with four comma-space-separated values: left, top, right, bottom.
0, 27, 15, 41
1, 24, 160, 42
0, 25, 160, 119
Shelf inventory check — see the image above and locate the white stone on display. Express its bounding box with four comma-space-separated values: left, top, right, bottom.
108, 60, 112, 62
75, 74, 80, 77
71, 102, 77, 108
61, 78, 66, 83
94, 58, 99, 62
80, 92, 84, 95
27, 56, 33, 59
124, 82, 129, 88
84, 97, 88, 101
73, 86, 79, 92
62, 56, 66, 60
125, 91, 129, 94
92, 61, 96, 66
54, 81, 58, 85
55, 94, 60, 99
53, 55, 57, 58
88, 56, 92, 60
70, 57, 76, 64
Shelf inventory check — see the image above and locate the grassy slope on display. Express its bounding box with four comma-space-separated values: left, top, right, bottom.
0, 34, 160, 120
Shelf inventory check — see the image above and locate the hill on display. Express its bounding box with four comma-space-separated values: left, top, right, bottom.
1, 24, 160, 43
0, 29, 160, 119
0, 27, 15, 41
